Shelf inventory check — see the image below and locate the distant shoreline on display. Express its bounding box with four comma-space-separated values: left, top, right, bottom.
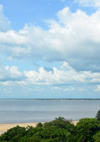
0, 98, 100, 100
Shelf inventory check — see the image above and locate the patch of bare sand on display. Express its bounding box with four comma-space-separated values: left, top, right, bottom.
71, 120, 79, 125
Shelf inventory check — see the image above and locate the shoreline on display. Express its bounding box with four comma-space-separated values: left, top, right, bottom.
0, 121, 78, 134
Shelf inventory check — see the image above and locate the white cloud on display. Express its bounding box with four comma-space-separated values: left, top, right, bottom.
64, 87, 74, 91
61, 62, 72, 70
5, 66, 22, 78
0, 7, 100, 63
0, 62, 100, 89
0, 5, 10, 32
0, 6, 100, 72
54, 86, 61, 90
0, 65, 23, 84
94, 85, 100, 91
24, 62, 100, 85
74, 0, 100, 8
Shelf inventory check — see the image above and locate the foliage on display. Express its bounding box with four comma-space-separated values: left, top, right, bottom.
0, 126, 26, 142
75, 118, 100, 142
95, 110, 100, 121
93, 131, 100, 142
1, 116, 100, 142
44, 117, 74, 131
0, 117, 74, 142
36, 122, 43, 127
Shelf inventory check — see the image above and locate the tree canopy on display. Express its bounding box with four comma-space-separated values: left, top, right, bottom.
95, 110, 100, 121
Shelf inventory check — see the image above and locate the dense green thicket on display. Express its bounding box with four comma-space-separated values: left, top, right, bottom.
95, 110, 100, 121
74, 118, 100, 142
0, 112, 100, 142
0, 117, 75, 142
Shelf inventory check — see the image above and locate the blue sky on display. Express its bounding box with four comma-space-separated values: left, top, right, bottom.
0, 0, 100, 98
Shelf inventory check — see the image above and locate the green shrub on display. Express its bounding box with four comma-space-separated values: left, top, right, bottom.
36, 122, 43, 127
0, 117, 75, 142
93, 131, 100, 142
0, 126, 26, 142
75, 118, 100, 142
96, 110, 100, 121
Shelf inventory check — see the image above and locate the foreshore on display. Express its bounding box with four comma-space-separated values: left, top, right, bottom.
0, 121, 78, 134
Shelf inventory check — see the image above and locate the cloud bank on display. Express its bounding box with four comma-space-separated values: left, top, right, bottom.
0, 2, 100, 97
0, 6, 100, 72
0, 62, 100, 89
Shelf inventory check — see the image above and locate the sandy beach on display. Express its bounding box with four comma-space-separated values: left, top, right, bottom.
0, 121, 78, 134
0, 122, 43, 133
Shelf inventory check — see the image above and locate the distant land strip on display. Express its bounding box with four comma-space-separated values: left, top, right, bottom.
0, 98, 100, 100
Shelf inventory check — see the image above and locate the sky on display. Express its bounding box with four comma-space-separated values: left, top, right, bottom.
0, 0, 100, 99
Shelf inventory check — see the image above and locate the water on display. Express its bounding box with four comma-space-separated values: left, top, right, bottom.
0, 99, 100, 124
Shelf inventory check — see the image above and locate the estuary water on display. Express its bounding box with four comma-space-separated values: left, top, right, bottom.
0, 99, 100, 124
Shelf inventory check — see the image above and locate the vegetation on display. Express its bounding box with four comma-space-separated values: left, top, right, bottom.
74, 118, 100, 142
93, 131, 100, 142
0, 110, 100, 142
95, 110, 100, 121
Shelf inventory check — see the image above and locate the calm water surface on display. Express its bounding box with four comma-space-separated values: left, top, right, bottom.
0, 100, 100, 123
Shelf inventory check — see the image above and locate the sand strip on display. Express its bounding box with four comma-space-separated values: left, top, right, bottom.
0, 121, 78, 133
0, 122, 42, 132
72, 120, 79, 125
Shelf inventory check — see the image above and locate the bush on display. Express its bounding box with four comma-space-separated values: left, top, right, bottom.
0, 117, 75, 142
96, 110, 100, 121
0, 126, 26, 142
93, 131, 100, 142
36, 122, 43, 127
45, 117, 74, 131
75, 118, 100, 142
